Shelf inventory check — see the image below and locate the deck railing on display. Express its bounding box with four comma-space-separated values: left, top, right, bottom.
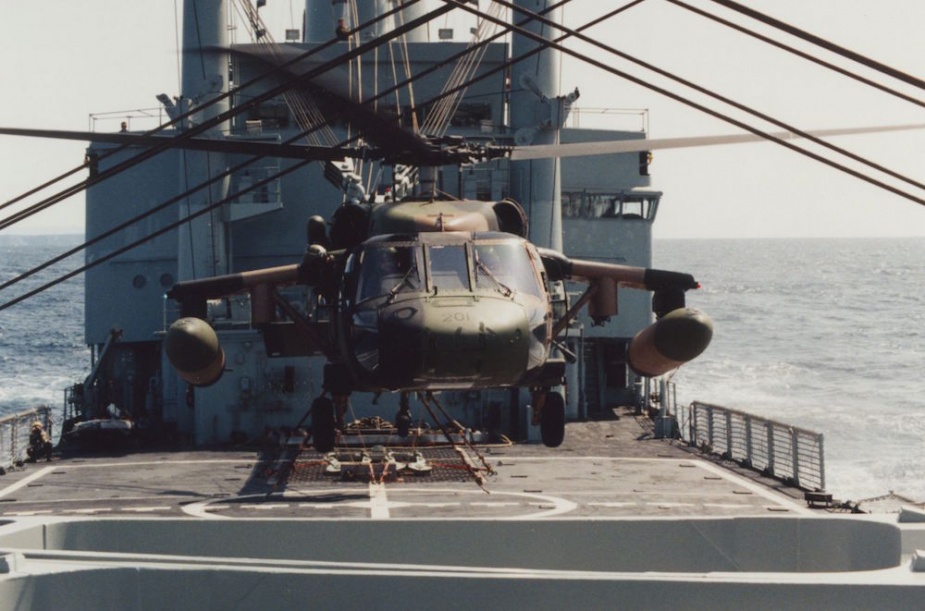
0, 406, 54, 471
682, 401, 826, 492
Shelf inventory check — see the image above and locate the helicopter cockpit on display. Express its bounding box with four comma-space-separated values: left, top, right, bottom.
341, 232, 551, 390
349, 232, 546, 304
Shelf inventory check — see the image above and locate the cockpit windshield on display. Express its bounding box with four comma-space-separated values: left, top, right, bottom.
473, 241, 543, 298
354, 237, 544, 302
428, 244, 469, 291
357, 244, 422, 302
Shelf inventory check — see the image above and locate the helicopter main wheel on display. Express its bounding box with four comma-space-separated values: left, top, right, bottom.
395, 410, 411, 438
540, 391, 566, 448
311, 397, 337, 453
395, 393, 411, 437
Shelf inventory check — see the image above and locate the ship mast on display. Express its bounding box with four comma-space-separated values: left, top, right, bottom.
177, 0, 231, 281
508, 0, 573, 253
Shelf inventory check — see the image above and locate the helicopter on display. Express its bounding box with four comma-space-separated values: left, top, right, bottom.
126, 26, 713, 452
1, 116, 714, 452
162, 148, 714, 452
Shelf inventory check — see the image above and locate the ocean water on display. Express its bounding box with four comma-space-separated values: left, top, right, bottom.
0, 236, 89, 415
0, 236, 922, 502
657, 237, 925, 502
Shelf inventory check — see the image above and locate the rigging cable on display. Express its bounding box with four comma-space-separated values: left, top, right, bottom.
1, 0, 613, 305
668, 0, 925, 111
452, 0, 925, 207
421, 0, 507, 137
10, 2, 920, 307
0, 4, 470, 301
2, 0, 633, 302
0, 0, 422, 224
0, 145, 315, 312
0, 0, 430, 229
232, 0, 339, 147
0, 0, 572, 310
706, 0, 925, 92
4, 0, 580, 267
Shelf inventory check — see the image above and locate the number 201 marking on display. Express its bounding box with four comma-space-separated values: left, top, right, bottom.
442, 312, 470, 322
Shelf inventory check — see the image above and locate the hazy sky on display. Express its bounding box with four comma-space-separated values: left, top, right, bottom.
1, 0, 924, 238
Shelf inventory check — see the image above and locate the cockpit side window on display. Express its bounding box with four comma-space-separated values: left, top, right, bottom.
427, 245, 469, 291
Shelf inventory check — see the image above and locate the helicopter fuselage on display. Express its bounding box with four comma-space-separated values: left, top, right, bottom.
331, 231, 556, 392
165, 197, 711, 423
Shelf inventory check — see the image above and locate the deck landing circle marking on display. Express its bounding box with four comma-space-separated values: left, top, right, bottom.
181, 487, 577, 519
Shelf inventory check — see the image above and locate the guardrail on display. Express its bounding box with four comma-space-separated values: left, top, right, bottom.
683, 401, 826, 492
0, 406, 54, 471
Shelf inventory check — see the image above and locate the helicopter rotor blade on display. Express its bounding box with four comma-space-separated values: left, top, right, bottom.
6, 121, 922, 167
0, 127, 364, 161
509, 122, 925, 160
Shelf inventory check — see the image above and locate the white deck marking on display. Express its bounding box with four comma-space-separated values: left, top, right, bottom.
183, 488, 578, 520
0, 465, 54, 498
368, 483, 390, 519
121, 506, 171, 513
42, 459, 251, 470
646, 502, 694, 509
588, 502, 638, 508
470, 502, 520, 508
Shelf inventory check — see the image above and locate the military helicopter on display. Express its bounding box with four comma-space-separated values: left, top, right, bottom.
161, 137, 714, 452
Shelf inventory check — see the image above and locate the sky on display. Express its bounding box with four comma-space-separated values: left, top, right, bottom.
0, 0, 923, 239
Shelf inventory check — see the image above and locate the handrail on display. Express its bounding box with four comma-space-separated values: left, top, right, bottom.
682, 401, 826, 492
566, 106, 649, 132
0, 406, 54, 471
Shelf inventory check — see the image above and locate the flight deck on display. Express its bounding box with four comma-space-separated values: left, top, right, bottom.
0, 408, 811, 520
4, 409, 925, 610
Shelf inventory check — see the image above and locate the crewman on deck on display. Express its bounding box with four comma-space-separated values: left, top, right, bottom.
26, 421, 53, 462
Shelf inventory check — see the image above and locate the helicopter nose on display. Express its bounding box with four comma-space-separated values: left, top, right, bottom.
376, 297, 531, 388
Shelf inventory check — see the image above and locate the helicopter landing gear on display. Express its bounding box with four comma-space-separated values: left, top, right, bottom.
395, 392, 412, 438
311, 396, 337, 453
532, 388, 565, 448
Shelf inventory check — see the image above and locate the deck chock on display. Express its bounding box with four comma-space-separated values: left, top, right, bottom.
0, 553, 23, 574
804, 491, 833, 508
912, 550, 925, 572
899, 506, 925, 523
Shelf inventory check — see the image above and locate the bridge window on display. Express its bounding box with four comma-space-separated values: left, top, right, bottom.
563, 191, 660, 220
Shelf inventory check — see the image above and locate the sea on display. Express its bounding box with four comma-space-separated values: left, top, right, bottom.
657, 237, 925, 503
0, 235, 923, 503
